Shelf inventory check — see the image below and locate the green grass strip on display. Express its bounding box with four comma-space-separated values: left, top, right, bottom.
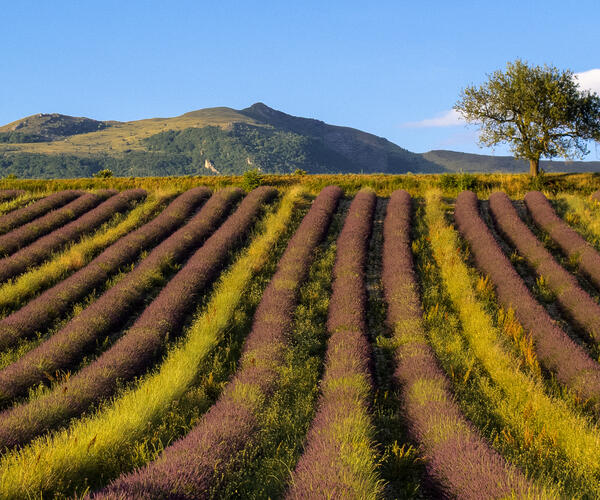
0, 190, 172, 316
424, 189, 600, 498
210, 200, 344, 499
0, 192, 42, 216
0, 186, 307, 499
554, 193, 600, 250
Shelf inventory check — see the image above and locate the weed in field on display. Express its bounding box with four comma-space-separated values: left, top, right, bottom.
534, 275, 556, 303
438, 172, 477, 192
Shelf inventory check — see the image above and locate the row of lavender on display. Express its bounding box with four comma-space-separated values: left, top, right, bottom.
0, 186, 270, 448
490, 192, 600, 347
0, 190, 25, 202
0, 186, 211, 350
0, 189, 82, 235
525, 191, 600, 290
0, 190, 112, 256
287, 190, 381, 498
382, 190, 536, 498
455, 191, 600, 408
97, 185, 342, 498
0, 189, 146, 282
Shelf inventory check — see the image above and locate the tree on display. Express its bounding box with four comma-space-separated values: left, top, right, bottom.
454, 60, 600, 176
241, 168, 263, 191
93, 168, 113, 178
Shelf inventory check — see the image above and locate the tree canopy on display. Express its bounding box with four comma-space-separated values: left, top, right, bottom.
454, 60, 600, 176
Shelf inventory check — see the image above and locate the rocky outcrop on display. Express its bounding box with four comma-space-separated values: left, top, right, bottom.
204, 159, 220, 174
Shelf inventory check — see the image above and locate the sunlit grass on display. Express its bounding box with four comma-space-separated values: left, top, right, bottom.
0, 187, 307, 498
422, 189, 600, 497
0, 191, 172, 316
0, 107, 259, 155
555, 193, 600, 250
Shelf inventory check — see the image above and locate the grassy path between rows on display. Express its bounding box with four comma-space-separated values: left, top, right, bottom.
0, 190, 172, 317
0, 187, 308, 498
206, 197, 347, 499
418, 190, 600, 498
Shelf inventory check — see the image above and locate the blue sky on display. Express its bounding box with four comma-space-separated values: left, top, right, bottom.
2, 1, 600, 159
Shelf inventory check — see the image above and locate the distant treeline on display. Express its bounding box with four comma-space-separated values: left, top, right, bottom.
0, 151, 193, 178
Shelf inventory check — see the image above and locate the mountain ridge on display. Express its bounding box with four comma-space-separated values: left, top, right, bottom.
0, 103, 598, 178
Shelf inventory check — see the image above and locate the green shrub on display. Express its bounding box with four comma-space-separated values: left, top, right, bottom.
439, 172, 477, 192
242, 168, 263, 191
93, 169, 114, 178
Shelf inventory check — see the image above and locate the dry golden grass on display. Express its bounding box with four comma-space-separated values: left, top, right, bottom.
0, 107, 259, 156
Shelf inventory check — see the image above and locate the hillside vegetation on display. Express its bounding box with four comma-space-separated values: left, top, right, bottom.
0, 103, 598, 178
0, 113, 113, 143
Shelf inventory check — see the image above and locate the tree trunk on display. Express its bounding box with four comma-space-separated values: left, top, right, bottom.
529, 158, 539, 176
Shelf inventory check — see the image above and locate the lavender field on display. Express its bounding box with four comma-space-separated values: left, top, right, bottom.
1, 179, 600, 499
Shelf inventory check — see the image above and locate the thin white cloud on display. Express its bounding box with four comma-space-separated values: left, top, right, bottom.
574, 69, 600, 95
402, 109, 465, 128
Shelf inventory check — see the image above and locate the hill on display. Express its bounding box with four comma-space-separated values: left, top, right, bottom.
0, 114, 114, 143
423, 149, 600, 174
238, 102, 438, 173
0, 104, 598, 178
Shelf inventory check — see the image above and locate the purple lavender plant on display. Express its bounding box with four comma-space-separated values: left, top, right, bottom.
0, 187, 240, 405
0, 190, 83, 235
94, 185, 342, 499
525, 190, 600, 292
287, 189, 378, 498
491, 191, 600, 345
455, 191, 600, 409
0, 187, 277, 450
382, 189, 537, 499
0, 191, 112, 257
0, 189, 145, 283
0, 187, 211, 349
0, 190, 25, 202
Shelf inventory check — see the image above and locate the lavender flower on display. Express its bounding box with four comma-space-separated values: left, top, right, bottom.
456, 191, 600, 409
0, 187, 276, 450
0, 190, 83, 236
0, 189, 146, 283
96, 186, 342, 499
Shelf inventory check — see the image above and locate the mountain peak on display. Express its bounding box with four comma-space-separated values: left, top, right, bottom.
239, 102, 292, 123
245, 102, 272, 111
